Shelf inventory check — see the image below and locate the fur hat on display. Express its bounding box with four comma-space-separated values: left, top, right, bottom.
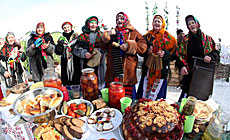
62, 21, 73, 29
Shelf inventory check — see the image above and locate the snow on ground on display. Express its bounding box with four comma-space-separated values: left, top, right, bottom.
167, 79, 230, 115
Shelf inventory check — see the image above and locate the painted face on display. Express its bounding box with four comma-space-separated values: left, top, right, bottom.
188, 20, 198, 34
116, 14, 125, 28
36, 25, 45, 35
63, 24, 72, 33
89, 21, 98, 32
7, 34, 15, 45
153, 17, 163, 31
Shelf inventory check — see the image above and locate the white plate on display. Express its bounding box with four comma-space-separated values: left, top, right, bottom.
87, 108, 123, 134
61, 99, 94, 117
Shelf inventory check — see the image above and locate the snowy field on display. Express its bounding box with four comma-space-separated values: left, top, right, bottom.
167, 79, 230, 116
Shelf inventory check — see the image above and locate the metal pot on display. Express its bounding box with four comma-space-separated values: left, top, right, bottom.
13, 87, 63, 123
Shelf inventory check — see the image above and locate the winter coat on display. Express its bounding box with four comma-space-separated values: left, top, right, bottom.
176, 29, 220, 93
0, 43, 27, 88
26, 32, 55, 82
55, 30, 81, 85
73, 16, 106, 87
100, 25, 147, 85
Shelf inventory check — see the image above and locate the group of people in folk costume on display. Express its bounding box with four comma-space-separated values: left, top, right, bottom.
0, 12, 219, 101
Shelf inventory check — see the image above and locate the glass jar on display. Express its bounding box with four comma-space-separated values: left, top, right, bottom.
80, 68, 98, 101
58, 86, 69, 101
109, 82, 125, 109
182, 96, 197, 115
43, 68, 62, 88
202, 108, 229, 140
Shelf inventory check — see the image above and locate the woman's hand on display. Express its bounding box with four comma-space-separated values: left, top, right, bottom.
204, 55, 211, 63
85, 52, 92, 59
157, 50, 165, 57
181, 66, 188, 75
120, 43, 128, 51
4, 71, 11, 78
108, 29, 116, 36
42, 41, 50, 49
31, 44, 36, 49
148, 46, 153, 54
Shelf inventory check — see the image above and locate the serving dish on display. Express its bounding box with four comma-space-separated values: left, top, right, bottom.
13, 87, 63, 123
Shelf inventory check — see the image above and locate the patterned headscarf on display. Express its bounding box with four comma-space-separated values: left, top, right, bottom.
185, 15, 200, 30
5, 32, 15, 44
145, 15, 177, 93
62, 21, 73, 29
147, 15, 176, 54
116, 12, 130, 31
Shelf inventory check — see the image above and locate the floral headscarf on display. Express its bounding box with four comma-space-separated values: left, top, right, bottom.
145, 15, 177, 93
78, 16, 101, 54
115, 12, 131, 47
116, 12, 130, 31
146, 15, 176, 54
5, 32, 15, 45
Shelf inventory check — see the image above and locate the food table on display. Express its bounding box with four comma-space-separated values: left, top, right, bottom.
0, 89, 230, 140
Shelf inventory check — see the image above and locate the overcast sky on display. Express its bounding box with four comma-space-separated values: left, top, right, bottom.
0, 0, 229, 45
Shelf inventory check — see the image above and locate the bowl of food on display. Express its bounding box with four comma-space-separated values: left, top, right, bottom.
13, 87, 63, 123
62, 99, 94, 118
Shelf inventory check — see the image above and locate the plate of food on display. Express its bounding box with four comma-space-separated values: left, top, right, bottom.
193, 100, 213, 122
87, 108, 123, 134
33, 123, 64, 140
61, 99, 94, 118
13, 87, 63, 123
48, 116, 87, 140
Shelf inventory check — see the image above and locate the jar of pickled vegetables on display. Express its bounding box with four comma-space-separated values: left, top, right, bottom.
80, 68, 98, 101
109, 82, 125, 109
43, 68, 62, 88
182, 96, 197, 115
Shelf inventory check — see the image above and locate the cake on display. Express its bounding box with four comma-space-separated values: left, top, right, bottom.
122, 98, 184, 140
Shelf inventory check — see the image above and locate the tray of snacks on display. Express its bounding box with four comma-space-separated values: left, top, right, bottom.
13, 87, 63, 123
61, 99, 94, 118
87, 108, 123, 134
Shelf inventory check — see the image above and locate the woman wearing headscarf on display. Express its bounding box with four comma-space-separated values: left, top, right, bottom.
100, 12, 147, 99
73, 16, 106, 88
55, 21, 81, 86
0, 32, 27, 91
176, 15, 219, 101
26, 22, 55, 82
137, 15, 177, 100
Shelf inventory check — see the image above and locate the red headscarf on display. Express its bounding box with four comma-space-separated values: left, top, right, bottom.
36, 22, 45, 35
61, 21, 73, 29
116, 12, 130, 31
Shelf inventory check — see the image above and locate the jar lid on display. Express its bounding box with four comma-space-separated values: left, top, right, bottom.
110, 82, 123, 87
81, 68, 95, 73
